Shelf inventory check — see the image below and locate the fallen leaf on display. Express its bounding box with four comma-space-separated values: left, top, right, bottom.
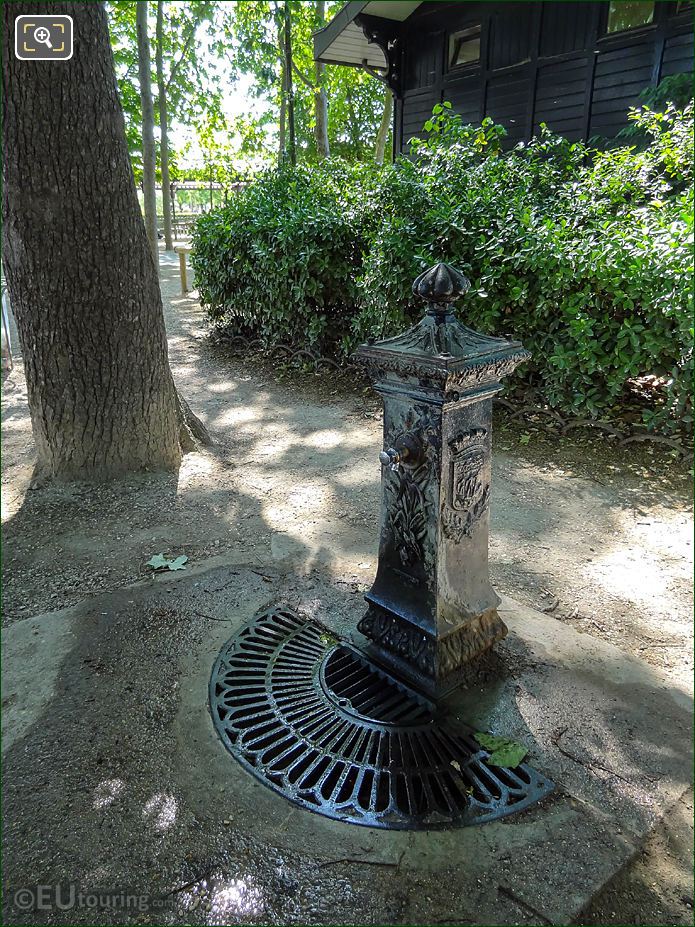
474, 732, 528, 768
147, 553, 188, 572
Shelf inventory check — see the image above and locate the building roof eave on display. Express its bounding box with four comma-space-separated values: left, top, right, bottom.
313, 1, 422, 70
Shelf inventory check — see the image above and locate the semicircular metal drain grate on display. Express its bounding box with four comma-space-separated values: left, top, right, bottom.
210, 607, 553, 829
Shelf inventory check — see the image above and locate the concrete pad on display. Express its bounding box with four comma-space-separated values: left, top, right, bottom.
1, 606, 78, 753
1, 563, 691, 925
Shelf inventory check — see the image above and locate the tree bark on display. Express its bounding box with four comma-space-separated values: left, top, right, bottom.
277, 12, 286, 163
374, 85, 393, 165
2, 1, 207, 481
346, 87, 360, 152
283, 0, 296, 166
314, 1, 330, 160
156, 1, 174, 251
137, 0, 159, 265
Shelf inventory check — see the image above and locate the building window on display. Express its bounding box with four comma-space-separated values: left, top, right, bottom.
448, 25, 481, 69
605, 1, 655, 34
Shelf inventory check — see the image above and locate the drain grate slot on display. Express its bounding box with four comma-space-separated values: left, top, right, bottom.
210, 607, 554, 829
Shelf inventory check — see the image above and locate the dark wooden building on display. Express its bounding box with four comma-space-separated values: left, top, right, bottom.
314, 1, 693, 153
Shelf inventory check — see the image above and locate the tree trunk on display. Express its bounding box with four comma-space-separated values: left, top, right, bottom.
314, 1, 330, 160
2, 1, 208, 481
346, 88, 360, 152
374, 85, 393, 165
284, 0, 296, 166
156, 1, 174, 251
278, 15, 286, 163
137, 0, 159, 266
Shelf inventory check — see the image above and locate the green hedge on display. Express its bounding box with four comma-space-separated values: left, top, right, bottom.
191, 102, 694, 435
190, 160, 380, 352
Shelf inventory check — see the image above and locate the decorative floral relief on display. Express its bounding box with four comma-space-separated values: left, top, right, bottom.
355, 349, 530, 395
358, 606, 507, 680
358, 607, 435, 676
444, 351, 531, 397
437, 610, 507, 677
383, 406, 440, 580
387, 468, 428, 569
353, 353, 443, 384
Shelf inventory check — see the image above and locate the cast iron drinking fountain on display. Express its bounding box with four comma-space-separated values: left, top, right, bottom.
210, 261, 554, 828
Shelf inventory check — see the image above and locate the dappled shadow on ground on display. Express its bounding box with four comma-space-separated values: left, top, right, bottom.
2, 250, 693, 925
3, 332, 691, 688
2, 254, 693, 694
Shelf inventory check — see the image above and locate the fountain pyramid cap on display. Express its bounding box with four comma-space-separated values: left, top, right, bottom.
354, 260, 530, 396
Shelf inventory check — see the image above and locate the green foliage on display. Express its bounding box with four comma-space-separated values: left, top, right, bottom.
193, 102, 694, 436
108, 1, 143, 179
604, 73, 694, 146
107, 1, 227, 183
191, 160, 381, 351
109, 1, 390, 176
226, 0, 388, 162
415, 102, 507, 154
622, 72, 694, 131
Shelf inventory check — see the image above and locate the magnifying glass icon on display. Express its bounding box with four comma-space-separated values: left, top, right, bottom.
34, 26, 53, 49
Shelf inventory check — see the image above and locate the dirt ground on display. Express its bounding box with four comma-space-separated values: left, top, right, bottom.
2, 250, 693, 925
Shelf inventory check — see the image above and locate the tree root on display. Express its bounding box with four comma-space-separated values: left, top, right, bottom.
176, 391, 213, 452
